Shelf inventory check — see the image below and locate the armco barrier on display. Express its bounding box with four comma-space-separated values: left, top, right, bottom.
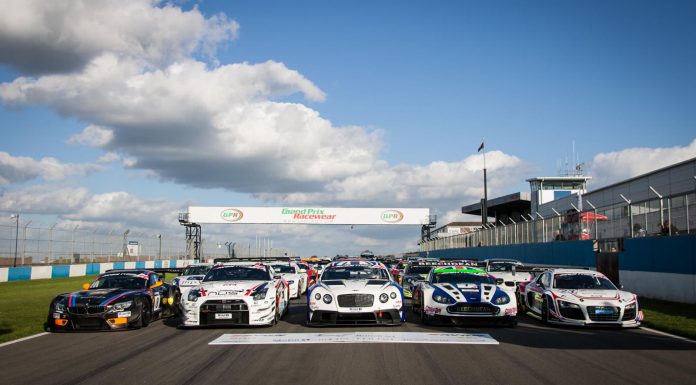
0, 260, 197, 283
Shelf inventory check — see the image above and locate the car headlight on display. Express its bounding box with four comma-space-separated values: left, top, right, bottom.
54, 299, 66, 312
405, 277, 413, 284
494, 294, 510, 305
390, 292, 397, 299
323, 294, 332, 304
287, 280, 295, 284
112, 301, 133, 311
432, 294, 453, 304
379, 293, 389, 303
557, 300, 580, 309
314, 292, 321, 300
253, 288, 268, 300
625, 302, 636, 310
188, 289, 202, 302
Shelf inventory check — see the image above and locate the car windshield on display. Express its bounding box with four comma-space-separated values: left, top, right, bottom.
433, 273, 494, 284
406, 266, 432, 275
204, 266, 270, 282
91, 275, 147, 290
182, 266, 212, 276
487, 263, 517, 272
322, 266, 389, 280
271, 265, 296, 274
553, 274, 617, 290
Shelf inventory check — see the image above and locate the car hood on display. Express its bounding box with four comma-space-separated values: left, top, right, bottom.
433, 282, 499, 303
487, 271, 532, 281
552, 289, 630, 301
62, 288, 146, 306
201, 280, 270, 296
319, 279, 393, 294
277, 273, 302, 281
175, 275, 205, 287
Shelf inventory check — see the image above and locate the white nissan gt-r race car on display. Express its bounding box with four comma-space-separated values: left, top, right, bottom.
307, 259, 404, 326
412, 265, 518, 326
518, 268, 642, 327
268, 261, 307, 299
180, 261, 289, 327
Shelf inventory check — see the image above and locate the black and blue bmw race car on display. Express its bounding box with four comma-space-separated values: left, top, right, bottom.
47, 269, 177, 331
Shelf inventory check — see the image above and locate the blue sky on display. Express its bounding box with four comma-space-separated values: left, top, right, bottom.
0, 0, 694, 255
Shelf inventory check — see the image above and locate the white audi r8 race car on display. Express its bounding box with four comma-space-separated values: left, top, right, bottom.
481, 259, 534, 293
171, 263, 214, 307
307, 259, 404, 326
518, 268, 642, 327
268, 261, 307, 299
413, 265, 517, 326
180, 261, 289, 327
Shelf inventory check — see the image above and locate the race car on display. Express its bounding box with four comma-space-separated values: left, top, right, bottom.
401, 261, 435, 298
412, 265, 517, 326
47, 270, 176, 331
180, 261, 289, 327
481, 259, 534, 293
307, 259, 404, 326
517, 268, 642, 327
268, 260, 307, 299
296, 261, 318, 287
171, 263, 214, 307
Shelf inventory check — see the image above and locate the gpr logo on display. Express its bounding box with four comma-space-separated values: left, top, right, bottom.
220, 208, 244, 222
380, 210, 404, 223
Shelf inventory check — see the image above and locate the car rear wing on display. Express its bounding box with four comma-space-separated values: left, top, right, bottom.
410, 259, 479, 268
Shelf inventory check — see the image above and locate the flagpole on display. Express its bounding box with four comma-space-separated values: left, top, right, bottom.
479, 138, 488, 225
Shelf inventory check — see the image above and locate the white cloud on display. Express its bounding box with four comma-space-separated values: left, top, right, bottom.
97, 152, 120, 163
0, 185, 90, 213
588, 139, 696, 188
0, 0, 238, 74
0, 151, 102, 185
68, 125, 114, 147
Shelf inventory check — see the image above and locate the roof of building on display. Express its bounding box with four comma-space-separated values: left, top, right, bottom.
461, 191, 531, 216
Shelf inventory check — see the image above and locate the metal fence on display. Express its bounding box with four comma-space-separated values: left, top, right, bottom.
0, 222, 293, 267
421, 191, 696, 253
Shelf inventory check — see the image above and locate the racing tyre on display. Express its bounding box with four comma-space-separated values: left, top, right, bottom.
419, 305, 431, 325
517, 291, 527, 313
541, 298, 549, 324
504, 316, 518, 328
139, 299, 152, 328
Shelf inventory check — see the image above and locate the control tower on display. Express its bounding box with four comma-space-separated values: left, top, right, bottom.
526, 176, 591, 216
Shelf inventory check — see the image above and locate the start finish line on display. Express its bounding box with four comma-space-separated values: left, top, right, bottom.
209, 332, 498, 345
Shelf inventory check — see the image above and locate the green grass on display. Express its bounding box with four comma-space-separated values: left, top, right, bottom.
0, 273, 178, 344
640, 298, 696, 340
0, 275, 97, 343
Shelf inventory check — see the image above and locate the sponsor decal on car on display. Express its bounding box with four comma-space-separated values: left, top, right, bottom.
424, 306, 441, 315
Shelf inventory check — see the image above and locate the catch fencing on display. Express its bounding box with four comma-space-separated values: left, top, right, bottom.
0, 222, 292, 267
421, 190, 696, 253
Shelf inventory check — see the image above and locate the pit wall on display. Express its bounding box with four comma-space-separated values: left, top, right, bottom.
0, 260, 197, 283
422, 235, 696, 304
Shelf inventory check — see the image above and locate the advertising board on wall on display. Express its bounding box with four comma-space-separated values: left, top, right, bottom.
187, 207, 430, 225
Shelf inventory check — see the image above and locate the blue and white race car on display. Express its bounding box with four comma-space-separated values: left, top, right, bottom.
412, 264, 517, 326
307, 259, 404, 326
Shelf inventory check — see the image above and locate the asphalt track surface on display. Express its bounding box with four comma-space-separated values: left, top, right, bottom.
1, 297, 694, 385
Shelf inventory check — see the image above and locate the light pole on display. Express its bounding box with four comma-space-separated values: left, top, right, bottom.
649, 186, 664, 233
619, 194, 632, 238
22, 219, 32, 265
10, 214, 19, 267
585, 199, 598, 240
157, 234, 162, 260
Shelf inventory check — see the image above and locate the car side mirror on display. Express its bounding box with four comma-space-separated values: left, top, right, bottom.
82, 283, 90, 290
150, 281, 163, 289
495, 278, 504, 285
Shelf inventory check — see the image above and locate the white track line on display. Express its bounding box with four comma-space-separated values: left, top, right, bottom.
640, 327, 696, 344
0, 332, 49, 348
